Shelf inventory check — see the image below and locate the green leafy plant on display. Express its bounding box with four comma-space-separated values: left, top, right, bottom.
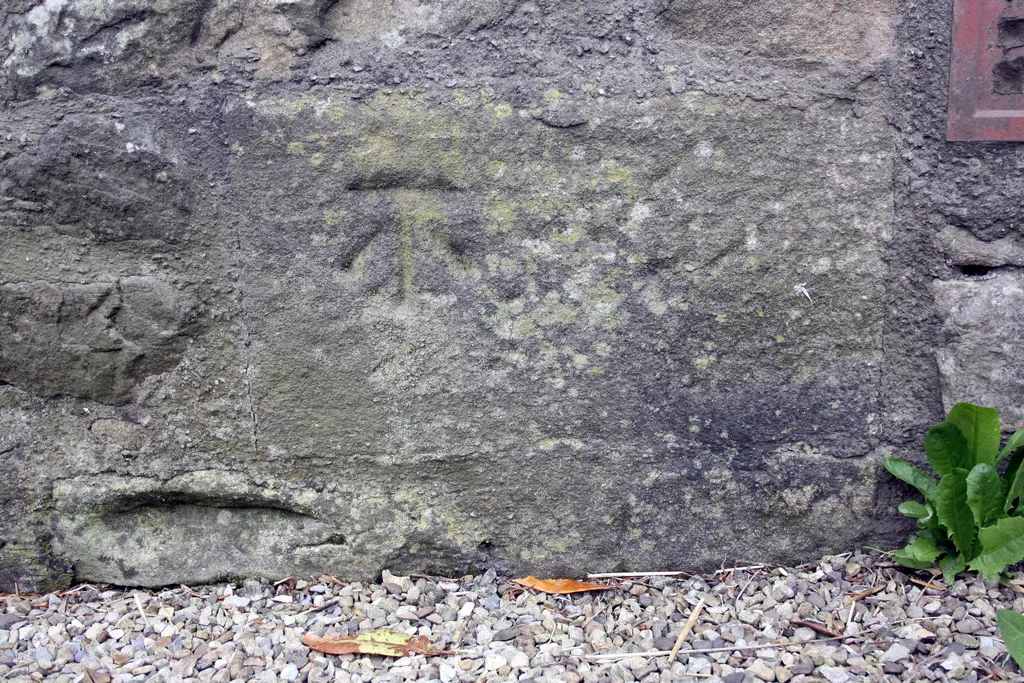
885, 402, 1024, 582
997, 609, 1024, 669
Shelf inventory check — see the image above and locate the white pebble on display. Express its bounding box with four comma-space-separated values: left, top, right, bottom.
484, 653, 507, 671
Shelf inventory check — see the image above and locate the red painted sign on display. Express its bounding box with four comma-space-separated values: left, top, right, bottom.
948, 0, 1024, 141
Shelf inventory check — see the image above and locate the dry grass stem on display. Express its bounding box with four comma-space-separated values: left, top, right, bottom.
713, 564, 767, 575
910, 578, 946, 591
668, 597, 706, 664
133, 593, 150, 628
586, 571, 688, 579
582, 633, 865, 661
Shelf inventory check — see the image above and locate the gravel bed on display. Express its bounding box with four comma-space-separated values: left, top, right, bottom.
1, 550, 1022, 682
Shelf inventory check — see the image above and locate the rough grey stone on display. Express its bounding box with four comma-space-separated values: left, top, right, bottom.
933, 275, 1024, 430
664, 0, 895, 59
50, 471, 349, 586
0, 276, 204, 405
2, 115, 193, 243
936, 227, 1024, 269
0, 0, 959, 591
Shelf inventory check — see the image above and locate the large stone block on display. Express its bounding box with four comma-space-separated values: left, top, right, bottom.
933, 274, 1024, 430
70, 87, 885, 583
51, 471, 348, 586
0, 1, 900, 590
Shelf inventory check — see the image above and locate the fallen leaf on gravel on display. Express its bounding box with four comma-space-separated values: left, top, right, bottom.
302, 629, 454, 657
510, 576, 619, 594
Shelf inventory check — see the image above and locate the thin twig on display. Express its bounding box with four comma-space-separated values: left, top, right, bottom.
910, 578, 946, 592
714, 564, 767, 576
791, 619, 841, 638
668, 597, 705, 664
133, 593, 150, 629
294, 597, 341, 618
848, 586, 884, 601
587, 571, 690, 579
411, 573, 461, 582
582, 632, 872, 661
843, 598, 856, 635
733, 568, 762, 610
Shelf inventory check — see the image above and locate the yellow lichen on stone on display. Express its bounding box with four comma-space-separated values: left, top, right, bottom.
693, 355, 717, 369
350, 93, 470, 189
323, 210, 344, 228
486, 199, 517, 234
605, 161, 632, 184
543, 88, 564, 104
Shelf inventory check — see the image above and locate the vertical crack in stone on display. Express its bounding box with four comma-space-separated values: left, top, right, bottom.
228, 208, 260, 454
398, 205, 415, 303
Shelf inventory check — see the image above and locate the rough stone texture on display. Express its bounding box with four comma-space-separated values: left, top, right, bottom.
0, 276, 204, 404
664, 0, 896, 60
888, 0, 1024, 445
3, 114, 193, 243
0, 0, 1002, 591
51, 471, 349, 585
933, 276, 1024, 430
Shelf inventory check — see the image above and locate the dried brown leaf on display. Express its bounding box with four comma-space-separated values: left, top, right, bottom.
510, 576, 619, 594
302, 629, 454, 657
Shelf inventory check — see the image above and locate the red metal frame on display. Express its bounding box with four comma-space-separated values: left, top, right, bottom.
948, 0, 1024, 141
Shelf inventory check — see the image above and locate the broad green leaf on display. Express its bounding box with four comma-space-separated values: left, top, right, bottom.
891, 535, 943, 569
968, 517, 1024, 580
883, 457, 937, 501
966, 464, 1005, 528
925, 422, 971, 476
898, 501, 930, 519
948, 402, 1001, 467
1003, 448, 1023, 498
934, 469, 977, 555
1006, 455, 1024, 514
998, 428, 1024, 466
939, 553, 965, 585
914, 526, 948, 543
891, 550, 934, 569
997, 609, 1024, 669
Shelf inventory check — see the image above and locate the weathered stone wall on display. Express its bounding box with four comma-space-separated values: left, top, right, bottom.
0, 0, 998, 591
889, 0, 1024, 434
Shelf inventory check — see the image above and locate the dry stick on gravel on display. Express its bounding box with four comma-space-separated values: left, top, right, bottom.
843, 584, 883, 635
293, 597, 342, 617
713, 564, 767, 576
582, 632, 880, 662
584, 612, 979, 664
667, 597, 705, 664
587, 571, 690, 579
733, 568, 762, 610
133, 593, 150, 629
790, 619, 841, 638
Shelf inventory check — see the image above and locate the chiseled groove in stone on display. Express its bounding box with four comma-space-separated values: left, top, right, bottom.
50, 470, 349, 587
50, 470, 327, 516
55, 504, 340, 587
